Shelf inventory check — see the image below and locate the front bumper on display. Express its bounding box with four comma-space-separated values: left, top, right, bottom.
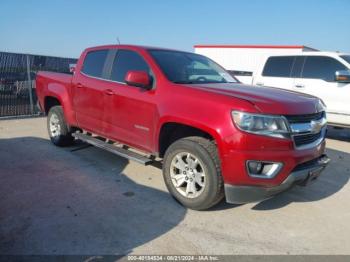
224, 154, 330, 204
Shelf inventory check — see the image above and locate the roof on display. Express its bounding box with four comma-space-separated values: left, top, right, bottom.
85, 44, 182, 52
268, 51, 350, 57
194, 44, 318, 51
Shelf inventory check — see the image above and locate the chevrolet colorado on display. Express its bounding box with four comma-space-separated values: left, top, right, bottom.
36, 45, 330, 210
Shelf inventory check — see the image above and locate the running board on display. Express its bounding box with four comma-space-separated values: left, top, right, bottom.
72, 132, 153, 165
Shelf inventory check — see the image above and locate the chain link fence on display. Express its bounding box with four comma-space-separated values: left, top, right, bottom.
0, 51, 77, 117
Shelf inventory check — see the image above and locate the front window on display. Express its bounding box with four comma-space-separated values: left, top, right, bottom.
302, 56, 346, 81
340, 55, 350, 65
149, 50, 237, 84
110, 49, 151, 83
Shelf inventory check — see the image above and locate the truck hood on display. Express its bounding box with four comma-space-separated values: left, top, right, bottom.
187, 83, 323, 115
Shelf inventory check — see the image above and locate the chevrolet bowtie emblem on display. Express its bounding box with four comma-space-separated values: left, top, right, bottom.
310, 118, 326, 134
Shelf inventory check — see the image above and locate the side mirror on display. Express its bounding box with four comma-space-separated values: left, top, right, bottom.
69, 64, 76, 73
125, 71, 152, 89
335, 70, 350, 83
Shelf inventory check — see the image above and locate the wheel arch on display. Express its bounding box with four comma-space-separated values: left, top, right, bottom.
43, 83, 77, 126
157, 119, 222, 158
44, 96, 61, 114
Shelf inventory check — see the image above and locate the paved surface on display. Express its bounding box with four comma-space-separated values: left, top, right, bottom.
0, 117, 349, 255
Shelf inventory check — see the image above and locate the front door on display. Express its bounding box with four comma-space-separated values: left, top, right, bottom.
101, 49, 158, 152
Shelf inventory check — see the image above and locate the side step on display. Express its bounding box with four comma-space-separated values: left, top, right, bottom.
72, 132, 153, 165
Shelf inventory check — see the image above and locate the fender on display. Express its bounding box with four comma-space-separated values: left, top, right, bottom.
46, 82, 77, 126
156, 115, 225, 158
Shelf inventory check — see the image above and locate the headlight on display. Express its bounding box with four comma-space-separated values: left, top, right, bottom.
232, 111, 290, 139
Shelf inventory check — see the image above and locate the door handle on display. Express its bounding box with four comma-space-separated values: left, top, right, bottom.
76, 83, 85, 88
295, 84, 305, 88
256, 82, 264, 86
104, 89, 114, 96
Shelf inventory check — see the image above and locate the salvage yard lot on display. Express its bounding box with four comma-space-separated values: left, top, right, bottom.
0, 117, 349, 255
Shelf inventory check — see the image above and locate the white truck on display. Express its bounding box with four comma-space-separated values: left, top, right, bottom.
195, 45, 350, 127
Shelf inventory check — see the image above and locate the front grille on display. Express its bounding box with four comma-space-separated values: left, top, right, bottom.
285, 111, 324, 124
293, 132, 322, 147
284, 112, 326, 148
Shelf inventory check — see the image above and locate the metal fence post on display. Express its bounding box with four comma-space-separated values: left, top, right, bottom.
26, 54, 34, 114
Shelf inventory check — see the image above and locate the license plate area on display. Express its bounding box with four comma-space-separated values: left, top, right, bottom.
299, 166, 325, 186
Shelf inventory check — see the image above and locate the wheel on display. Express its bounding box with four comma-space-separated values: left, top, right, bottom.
163, 136, 224, 210
47, 105, 75, 146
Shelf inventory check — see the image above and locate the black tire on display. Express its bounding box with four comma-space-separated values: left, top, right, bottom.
163, 136, 224, 210
47, 105, 75, 146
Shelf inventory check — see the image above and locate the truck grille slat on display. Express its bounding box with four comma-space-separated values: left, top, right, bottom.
284, 112, 326, 148
285, 111, 324, 124
293, 132, 322, 147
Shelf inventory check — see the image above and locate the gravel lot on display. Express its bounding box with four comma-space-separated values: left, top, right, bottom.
0, 117, 349, 255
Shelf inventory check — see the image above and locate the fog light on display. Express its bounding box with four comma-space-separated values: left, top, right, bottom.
246, 161, 283, 179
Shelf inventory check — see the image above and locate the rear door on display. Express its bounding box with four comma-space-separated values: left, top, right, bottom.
72, 49, 109, 133
293, 56, 350, 125
254, 56, 295, 91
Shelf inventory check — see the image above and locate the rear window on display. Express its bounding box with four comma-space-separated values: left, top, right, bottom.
262, 56, 294, 77
81, 50, 108, 78
302, 56, 346, 81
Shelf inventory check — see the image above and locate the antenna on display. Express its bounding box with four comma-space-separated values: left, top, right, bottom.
116, 37, 121, 45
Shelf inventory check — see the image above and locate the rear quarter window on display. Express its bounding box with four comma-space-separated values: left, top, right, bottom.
81, 50, 108, 78
262, 56, 294, 77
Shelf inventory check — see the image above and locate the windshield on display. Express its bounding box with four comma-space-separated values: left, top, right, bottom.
340, 55, 350, 65
149, 50, 238, 84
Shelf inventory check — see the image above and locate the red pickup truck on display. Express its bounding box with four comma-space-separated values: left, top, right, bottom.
36, 45, 330, 210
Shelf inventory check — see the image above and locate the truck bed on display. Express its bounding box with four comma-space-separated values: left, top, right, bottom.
36, 71, 73, 113
37, 71, 72, 85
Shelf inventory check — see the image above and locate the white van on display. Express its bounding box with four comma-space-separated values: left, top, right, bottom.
253, 52, 350, 127
195, 46, 350, 127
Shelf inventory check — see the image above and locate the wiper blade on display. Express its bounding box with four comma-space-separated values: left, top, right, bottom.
173, 80, 238, 84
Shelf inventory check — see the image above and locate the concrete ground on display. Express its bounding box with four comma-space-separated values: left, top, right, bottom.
0, 117, 349, 255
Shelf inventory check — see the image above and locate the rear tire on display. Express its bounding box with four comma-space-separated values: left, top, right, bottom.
163, 136, 224, 210
47, 106, 75, 146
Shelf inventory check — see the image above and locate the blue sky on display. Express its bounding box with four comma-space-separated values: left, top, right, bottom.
1, 0, 349, 58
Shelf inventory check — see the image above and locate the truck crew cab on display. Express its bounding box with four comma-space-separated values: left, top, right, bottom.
36, 45, 330, 210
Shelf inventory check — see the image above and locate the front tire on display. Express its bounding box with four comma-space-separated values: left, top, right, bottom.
163, 136, 224, 210
47, 106, 75, 146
